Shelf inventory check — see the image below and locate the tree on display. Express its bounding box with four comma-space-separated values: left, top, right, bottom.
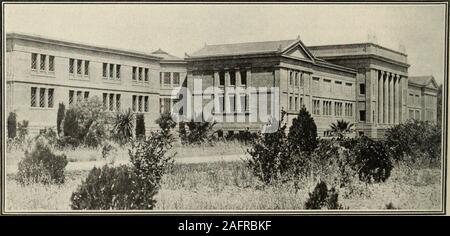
112, 108, 135, 144
288, 106, 318, 154
56, 103, 65, 136
135, 113, 146, 138
156, 112, 177, 141
437, 84, 443, 127
7, 112, 17, 139
329, 119, 354, 140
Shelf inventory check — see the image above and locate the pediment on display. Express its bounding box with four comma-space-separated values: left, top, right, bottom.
281, 41, 315, 62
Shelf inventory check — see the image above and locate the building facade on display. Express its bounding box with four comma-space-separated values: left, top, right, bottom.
4, 33, 439, 138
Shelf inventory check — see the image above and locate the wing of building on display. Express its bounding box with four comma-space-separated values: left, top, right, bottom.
5, 33, 439, 138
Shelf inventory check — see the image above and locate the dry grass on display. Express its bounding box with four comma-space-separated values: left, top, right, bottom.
5, 160, 441, 211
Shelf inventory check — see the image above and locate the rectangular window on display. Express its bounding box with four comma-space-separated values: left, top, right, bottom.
138, 67, 143, 81
409, 109, 414, 119
289, 96, 293, 110
164, 72, 171, 85
69, 59, 75, 74
102, 93, 107, 109
31, 87, 37, 107
295, 72, 299, 86
230, 71, 236, 86
109, 64, 114, 78
360, 110, 366, 121
132, 95, 137, 112
360, 84, 366, 95
415, 110, 420, 120
219, 71, 225, 86
240, 70, 247, 86
289, 71, 293, 86
312, 99, 320, 115
39, 88, 46, 107
295, 97, 298, 111
240, 94, 247, 112
144, 68, 149, 82
103, 63, 107, 78
31, 53, 37, 70
77, 60, 82, 75
229, 94, 236, 112
116, 65, 121, 79
77, 91, 82, 103
69, 90, 74, 105
109, 94, 114, 111
116, 94, 121, 111
48, 56, 55, 72
40, 55, 46, 71
144, 96, 149, 112
138, 96, 143, 112
84, 91, 89, 100
173, 72, 180, 85
47, 89, 54, 108
132, 67, 137, 80
84, 61, 89, 76
219, 95, 225, 112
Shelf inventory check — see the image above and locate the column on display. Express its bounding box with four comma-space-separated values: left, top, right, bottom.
373, 70, 379, 124
378, 71, 384, 124
383, 72, 389, 123
235, 68, 241, 86
398, 76, 403, 122
394, 74, 400, 124
224, 70, 230, 113
389, 73, 394, 124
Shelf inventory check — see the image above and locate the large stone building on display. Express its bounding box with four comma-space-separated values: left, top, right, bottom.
4, 33, 439, 138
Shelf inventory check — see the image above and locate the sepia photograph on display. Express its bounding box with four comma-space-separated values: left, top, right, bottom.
1, 2, 447, 215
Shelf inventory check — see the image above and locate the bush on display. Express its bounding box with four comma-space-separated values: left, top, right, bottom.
350, 136, 393, 183
71, 130, 174, 210
135, 113, 146, 138
112, 109, 135, 144
156, 112, 177, 142
57, 103, 65, 136
385, 120, 441, 164
304, 181, 343, 210
70, 165, 158, 210
7, 112, 17, 139
17, 120, 29, 142
247, 111, 292, 184
179, 114, 216, 145
288, 106, 318, 154
16, 140, 68, 185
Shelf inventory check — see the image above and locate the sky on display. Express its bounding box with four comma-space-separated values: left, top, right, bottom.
4, 4, 447, 85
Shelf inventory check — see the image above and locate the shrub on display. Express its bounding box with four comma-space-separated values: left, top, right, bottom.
135, 113, 146, 138
17, 120, 29, 142
233, 129, 258, 144
70, 165, 158, 210
350, 136, 393, 183
304, 181, 343, 210
288, 106, 318, 154
247, 110, 292, 184
178, 114, 216, 145
156, 111, 177, 142
385, 120, 441, 164
329, 119, 354, 140
112, 109, 135, 144
7, 112, 17, 139
16, 140, 68, 185
63, 108, 79, 144
56, 103, 65, 136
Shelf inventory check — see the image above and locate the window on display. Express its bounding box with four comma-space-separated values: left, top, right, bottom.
39, 88, 46, 107
240, 70, 247, 86
145, 68, 149, 82
116, 94, 121, 111
144, 96, 149, 112
409, 109, 414, 119
360, 84, 365, 95
132, 67, 137, 80
295, 97, 298, 111
40, 55, 46, 71
69, 90, 74, 105
312, 99, 320, 115
109, 94, 114, 111
109, 64, 114, 78
31, 53, 37, 70
138, 67, 143, 81
219, 71, 225, 86
345, 103, 353, 117
229, 94, 236, 112
300, 75, 304, 87
77, 60, 82, 75
132, 95, 137, 111
289, 96, 293, 110
31, 87, 37, 107
138, 96, 143, 112
230, 71, 236, 86
335, 102, 342, 116
77, 91, 82, 103
294, 72, 299, 86
49, 56, 55, 72
323, 101, 332, 116
103, 93, 107, 109
84, 91, 89, 100
219, 95, 225, 113
173, 72, 180, 85
289, 71, 293, 86
84, 61, 89, 76
359, 110, 366, 121
240, 94, 247, 112
116, 65, 121, 79
48, 89, 54, 108
103, 63, 107, 78
164, 72, 171, 85
70, 59, 75, 74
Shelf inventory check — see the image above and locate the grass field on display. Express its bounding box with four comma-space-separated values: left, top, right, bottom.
5, 161, 442, 211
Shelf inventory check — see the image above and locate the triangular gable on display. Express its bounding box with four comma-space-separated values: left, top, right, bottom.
426, 77, 439, 89
281, 39, 316, 62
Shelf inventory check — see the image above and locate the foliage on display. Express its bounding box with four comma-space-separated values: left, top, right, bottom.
112, 108, 135, 144
437, 84, 442, 127
178, 114, 216, 145
16, 139, 68, 185
329, 119, 354, 140
57, 103, 65, 136
288, 106, 318, 154
70, 165, 158, 210
135, 113, 146, 138
156, 111, 176, 141
7, 112, 17, 139
17, 120, 29, 142
385, 120, 441, 164
247, 110, 292, 184
304, 181, 343, 210
350, 136, 393, 183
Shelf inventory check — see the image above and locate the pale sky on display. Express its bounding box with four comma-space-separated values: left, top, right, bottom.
4, 4, 446, 84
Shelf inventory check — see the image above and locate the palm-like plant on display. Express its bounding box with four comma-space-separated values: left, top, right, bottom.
113, 108, 135, 144
329, 119, 354, 139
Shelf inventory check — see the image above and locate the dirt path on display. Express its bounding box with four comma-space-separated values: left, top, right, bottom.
5, 154, 249, 174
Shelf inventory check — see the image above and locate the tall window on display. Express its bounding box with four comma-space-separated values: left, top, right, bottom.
138, 96, 143, 112
116, 65, 121, 79
69, 90, 74, 105
230, 71, 236, 86
70, 59, 75, 74
31, 53, 37, 70
300, 75, 304, 87
48, 56, 55, 72
219, 95, 225, 113
173, 72, 180, 85
164, 72, 171, 85
359, 110, 366, 121
229, 94, 236, 112
359, 84, 366, 95
289, 96, 293, 110
48, 89, 54, 108
77, 91, 82, 103
240, 94, 247, 112
138, 67, 143, 81
103, 93, 107, 109
109, 64, 114, 78
144, 68, 149, 82
219, 71, 225, 86
144, 96, 149, 112
289, 71, 293, 86
103, 63, 107, 78
84, 61, 89, 76
132, 95, 137, 112
31, 87, 37, 107
240, 70, 247, 86
294, 72, 299, 86
109, 94, 114, 111
40, 55, 46, 71
116, 94, 121, 111
312, 99, 320, 115
39, 88, 46, 107
295, 97, 298, 111
77, 60, 82, 75
84, 91, 89, 100
132, 67, 137, 80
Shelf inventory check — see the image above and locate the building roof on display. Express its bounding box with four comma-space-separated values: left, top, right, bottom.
150, 48, 184, 62
409, 76, 438, 88
188, 39, 298, 58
